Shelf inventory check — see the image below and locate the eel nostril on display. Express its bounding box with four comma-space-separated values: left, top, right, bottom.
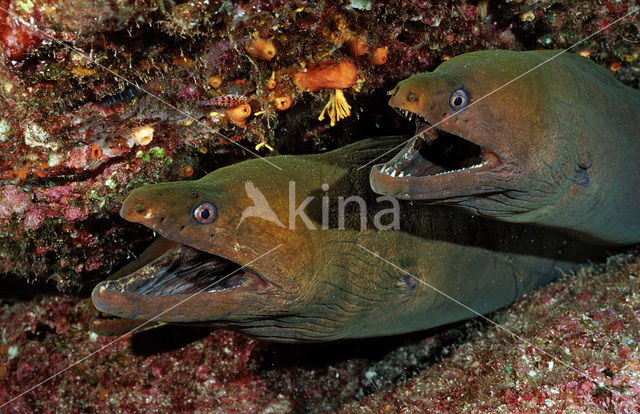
131, 203, 146, 214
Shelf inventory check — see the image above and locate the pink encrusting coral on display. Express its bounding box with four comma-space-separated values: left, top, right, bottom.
1, 250, 639, 412
0, 185, 28, 218
339, 251, 640, 413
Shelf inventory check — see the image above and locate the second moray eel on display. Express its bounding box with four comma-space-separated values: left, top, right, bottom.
370, 50, 640, 245
92, 137, 603, 342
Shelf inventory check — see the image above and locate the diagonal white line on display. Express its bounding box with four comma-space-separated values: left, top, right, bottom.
357, 6, 640, 170
356, 243, 632, 409
0, 5, 283, 171
0, 243, 282, 408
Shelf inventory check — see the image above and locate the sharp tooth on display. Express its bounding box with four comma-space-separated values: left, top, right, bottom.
390, 170, 397, 177
382, 166, 389, 173
406, 173, 412, 177
398, 171, 405, 177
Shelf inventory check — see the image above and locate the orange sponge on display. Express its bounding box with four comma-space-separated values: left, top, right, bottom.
293, 60, 357, 92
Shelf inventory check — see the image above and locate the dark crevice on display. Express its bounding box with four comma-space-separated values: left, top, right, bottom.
416, 132, 482, 175
106, 244, 246, 296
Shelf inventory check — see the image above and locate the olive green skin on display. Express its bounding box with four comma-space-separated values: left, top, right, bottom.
371, 50, 640, 245
93, 137, 603, 342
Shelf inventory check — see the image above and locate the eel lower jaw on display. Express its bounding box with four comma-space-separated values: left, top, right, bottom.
370, 115, 502, 199
91, 243, 269, 322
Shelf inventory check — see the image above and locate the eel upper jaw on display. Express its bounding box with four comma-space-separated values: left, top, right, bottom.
370, 107, 503, 200
91, 243, 270, 322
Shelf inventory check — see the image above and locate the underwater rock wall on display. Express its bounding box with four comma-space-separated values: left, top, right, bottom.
0, 0, 637, 291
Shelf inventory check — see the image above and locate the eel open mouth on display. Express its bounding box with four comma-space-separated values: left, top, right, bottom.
92, 243, 268, 320
376, 109, 499, 179
370, 108, 502, 199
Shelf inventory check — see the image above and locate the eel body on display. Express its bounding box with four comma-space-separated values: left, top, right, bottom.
92, 137, 603, 342
369, 50, 640, 245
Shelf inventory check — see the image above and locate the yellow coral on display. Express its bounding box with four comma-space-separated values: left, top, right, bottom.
255, 141, 274, 151
265, 71, 276, 89
318, 89, 351, 127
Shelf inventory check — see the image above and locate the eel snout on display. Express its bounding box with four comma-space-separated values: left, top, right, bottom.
119, 189, 163, 225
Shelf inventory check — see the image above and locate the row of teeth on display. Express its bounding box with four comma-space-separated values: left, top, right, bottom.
378, 133, 426, 178
379, 164, 410, 177
398, 108, 436, 143
397, 108, 428, 123
428, 160, 488, 177
379, 158, 489, 178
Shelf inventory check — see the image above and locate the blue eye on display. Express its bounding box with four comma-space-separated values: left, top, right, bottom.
193, 202, 217, 224
449, 89, 468, 111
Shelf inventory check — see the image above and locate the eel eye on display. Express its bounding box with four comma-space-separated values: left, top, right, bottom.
449, 89, 468, 111
193, 202, 217, 224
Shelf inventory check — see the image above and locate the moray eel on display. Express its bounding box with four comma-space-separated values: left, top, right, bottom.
92, 137, 602, 342
370, 50, 640, 245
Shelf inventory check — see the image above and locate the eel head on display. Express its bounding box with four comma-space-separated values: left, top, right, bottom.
370, 72, 501, 200
91, 165, 323, 342
370, 50, 573, 218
